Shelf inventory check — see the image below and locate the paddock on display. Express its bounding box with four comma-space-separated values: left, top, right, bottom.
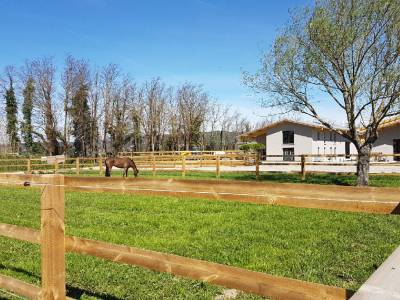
0, 173, 399, 299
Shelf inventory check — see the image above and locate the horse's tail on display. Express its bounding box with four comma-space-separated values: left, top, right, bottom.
105, 159, 111, 177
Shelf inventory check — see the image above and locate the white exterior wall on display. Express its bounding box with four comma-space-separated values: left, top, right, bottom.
311, 130, 357, 159
250, 121, 398, 161
266, 123, 313, 161
372, 126, 400, 161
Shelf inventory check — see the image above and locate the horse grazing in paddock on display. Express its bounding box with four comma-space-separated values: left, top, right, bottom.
105, 157, 139, 178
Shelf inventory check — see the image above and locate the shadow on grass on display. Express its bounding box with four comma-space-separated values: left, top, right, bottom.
0, 263, 123, 300
67, 285, 124, 300
0, 263, 38, 279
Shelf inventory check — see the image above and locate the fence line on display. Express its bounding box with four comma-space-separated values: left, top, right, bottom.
0, 153, 400, 180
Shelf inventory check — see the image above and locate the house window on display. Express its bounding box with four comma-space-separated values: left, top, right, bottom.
317, 132, 320, 140
283, 148, 295, 161
283, 131, 294, 144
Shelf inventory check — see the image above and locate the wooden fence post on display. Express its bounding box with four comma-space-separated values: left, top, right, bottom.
40, 174, 66, 299
99, 157, 103, 175
54, 161, 58, 174
301, 155, 306, 180
152, 155, 156, 176
182, 156, 186, 178
216, 156, 221, 179
27, 158, 31, 173
255, 153, 260, 180
76, 158, 80, 175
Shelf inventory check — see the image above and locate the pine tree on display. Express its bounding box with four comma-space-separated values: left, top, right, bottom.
4, 77, 19, 153
21, 78, 35, 154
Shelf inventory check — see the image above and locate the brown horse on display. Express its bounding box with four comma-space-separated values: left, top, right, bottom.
105, 157, 139, 178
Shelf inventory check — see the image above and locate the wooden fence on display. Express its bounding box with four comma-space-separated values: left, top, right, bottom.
0, 153, 259, 178
0, 174, 358, 300
0, 153, 400, 180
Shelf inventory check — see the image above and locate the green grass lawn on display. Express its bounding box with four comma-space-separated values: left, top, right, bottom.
1, 186, 399, 299
61, 168, 400, 187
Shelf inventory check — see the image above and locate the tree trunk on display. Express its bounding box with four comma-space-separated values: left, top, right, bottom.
356, 144, 372, 186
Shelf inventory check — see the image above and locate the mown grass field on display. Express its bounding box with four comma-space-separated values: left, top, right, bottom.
63, 168, 400, 187
1, 185, 400, 299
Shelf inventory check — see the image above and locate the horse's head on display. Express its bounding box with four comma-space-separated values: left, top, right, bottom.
134, 169, 139, 178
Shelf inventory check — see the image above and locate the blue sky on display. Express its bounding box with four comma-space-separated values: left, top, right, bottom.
1, 0, 333, 124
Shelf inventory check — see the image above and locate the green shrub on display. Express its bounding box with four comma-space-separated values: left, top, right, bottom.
239, 142, 265, 152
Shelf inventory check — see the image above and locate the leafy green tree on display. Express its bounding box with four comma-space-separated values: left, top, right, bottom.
245, 0, 400, 186
21, 78, 35, 154
4, 71, 19, 153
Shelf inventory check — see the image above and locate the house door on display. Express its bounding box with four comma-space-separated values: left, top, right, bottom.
283, 148, 294, 161
394, 139, 400, 161
345, 142, 350, 158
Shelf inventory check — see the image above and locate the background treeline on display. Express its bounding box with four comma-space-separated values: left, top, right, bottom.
0, 56, 253, 156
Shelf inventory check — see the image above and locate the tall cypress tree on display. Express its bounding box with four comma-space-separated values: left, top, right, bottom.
22, 78, 35, 154
71, 83, 91, 156
4, 77, 19, 153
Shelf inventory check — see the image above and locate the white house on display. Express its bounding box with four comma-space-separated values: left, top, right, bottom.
239, 118, 400, 161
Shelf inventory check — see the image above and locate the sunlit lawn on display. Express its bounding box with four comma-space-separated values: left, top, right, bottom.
1, 186, 400, 299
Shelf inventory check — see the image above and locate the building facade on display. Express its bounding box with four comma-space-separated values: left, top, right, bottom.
239, 118, 400, 161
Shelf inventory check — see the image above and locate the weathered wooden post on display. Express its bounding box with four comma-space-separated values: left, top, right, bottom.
301, 155, 306, 180
152, 155, 156, 177
54, 161, 58, 174
182, 156, 186, 178
75, 158, 80, 175
216, 155, 221, 179
27, 158, 31, 173
99, 157, 103, 175
255, 153, 260, 180
40, 174, 66, 299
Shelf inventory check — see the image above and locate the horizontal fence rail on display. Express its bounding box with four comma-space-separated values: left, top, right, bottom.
1, 174, 399, 215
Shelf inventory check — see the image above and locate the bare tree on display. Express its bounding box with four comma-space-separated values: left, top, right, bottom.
29, 57, 60, 155
140, 78, 167, 151
108, 76, 136, 153
88, 68, 101, 156
177, 83, 209, 150
100, 64, 119, 154
244, 0, 400, 186
206, 100, 223, 150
